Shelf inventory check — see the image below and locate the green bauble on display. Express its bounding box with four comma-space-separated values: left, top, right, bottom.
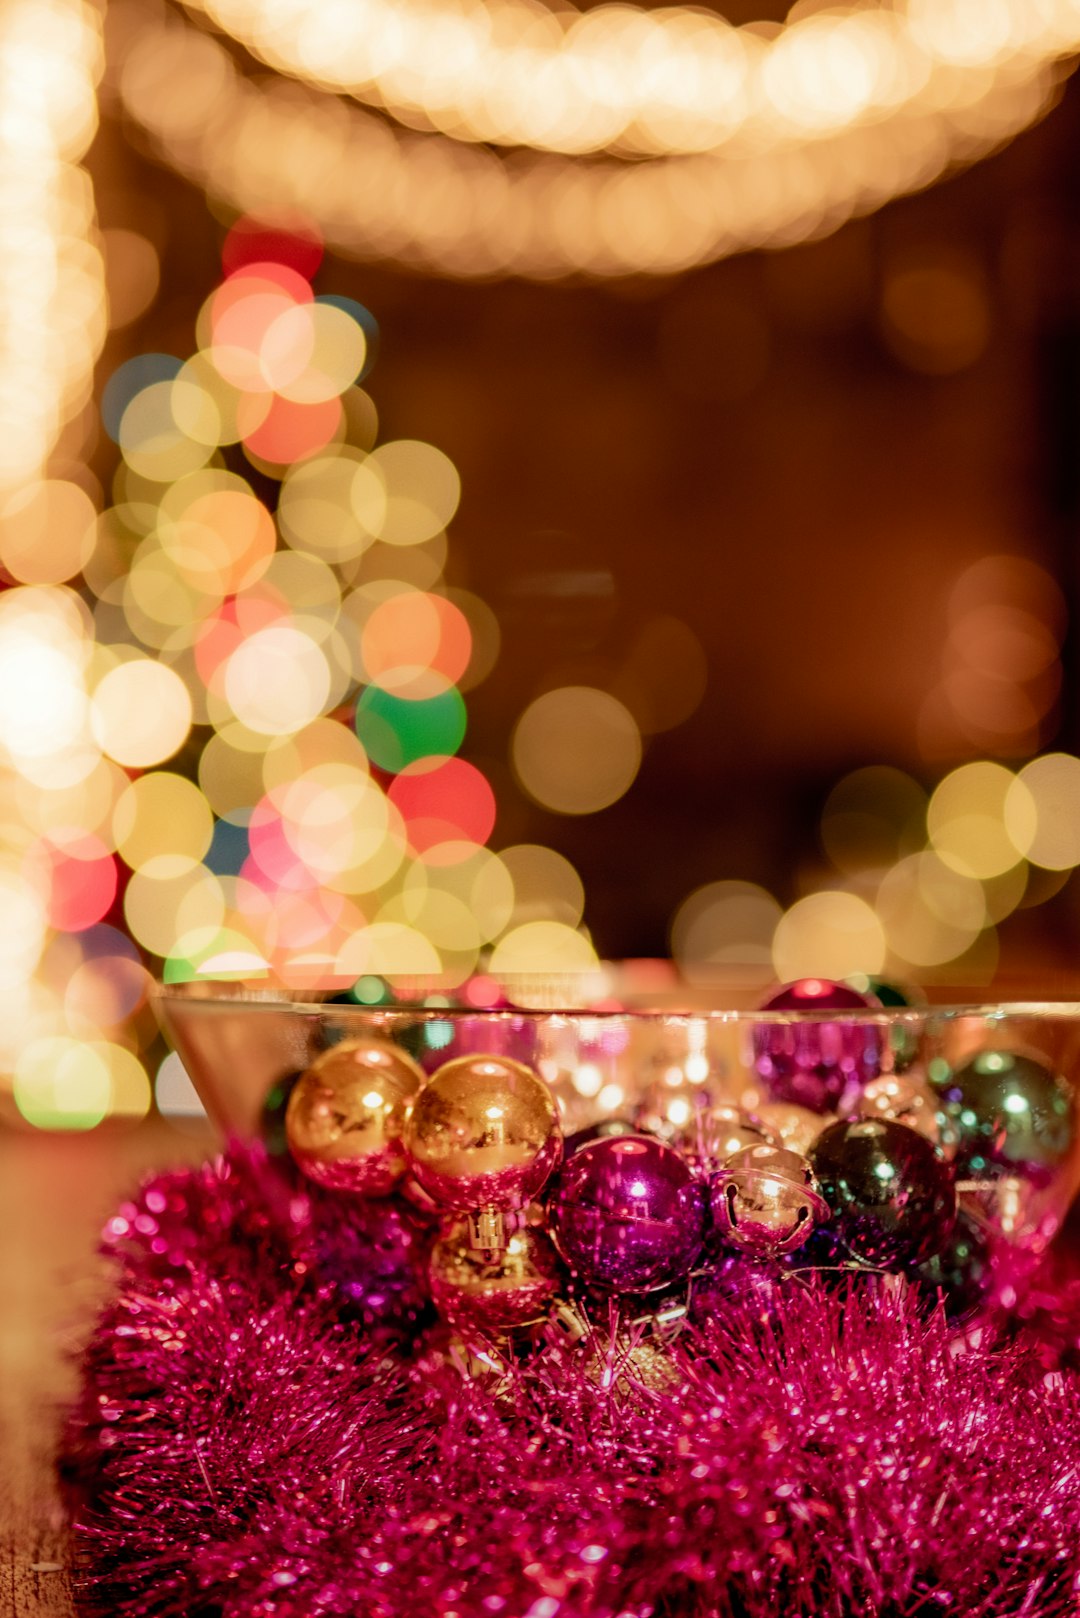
931, 1049, 1073, 1186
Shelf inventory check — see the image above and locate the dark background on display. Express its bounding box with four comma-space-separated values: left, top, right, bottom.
88, 48, 1080, 969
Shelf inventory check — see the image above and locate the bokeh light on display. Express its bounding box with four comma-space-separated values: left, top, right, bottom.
771, 891, 886, 982
112, 0, 1080, 277
671, 880, 782, 984
512, 686, 642, 814
1006, 755, 1080, 872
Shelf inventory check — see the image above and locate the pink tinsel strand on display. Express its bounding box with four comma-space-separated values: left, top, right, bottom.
64, 1146, 1080, 1618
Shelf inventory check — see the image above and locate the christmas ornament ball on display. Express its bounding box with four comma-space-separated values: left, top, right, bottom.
857, 1073, 949, 1151
753, 977, 884, 1112
550, 1135, 706, 1293
692, 1104, 778, 1171
285, 1038, 425, 1195
633, 1074, 718, 1146
428, 1221, 562, 1334
404, 1054, 562, 1213
932, 1048, 1073, 1185
711, 1143, 828, 1258
755, 1100, 831, 1156
809, 1117, 956, 1268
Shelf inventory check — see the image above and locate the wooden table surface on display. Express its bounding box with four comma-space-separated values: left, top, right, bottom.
0, 1124, 213, 1618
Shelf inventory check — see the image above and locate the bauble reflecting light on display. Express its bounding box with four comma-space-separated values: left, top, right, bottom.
285, 1037, 424, 1195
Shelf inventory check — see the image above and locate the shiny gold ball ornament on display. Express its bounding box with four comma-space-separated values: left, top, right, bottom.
404, 1054, 562, 1249
711, 1143, 829, 1258
429, 1220, 562, 1334
755, 1100, 832, 1156
857, 1072, 953, 1152
285, 1038, 425, 1195
694, 1104, 778, 1171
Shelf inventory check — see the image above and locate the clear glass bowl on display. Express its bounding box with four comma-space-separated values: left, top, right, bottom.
156, 983, 1080, 1282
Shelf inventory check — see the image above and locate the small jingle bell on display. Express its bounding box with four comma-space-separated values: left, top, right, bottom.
429, 1221, 562, 1335
285, 1038, 425, 1195
404, 1053, 562, 1250
711, 1144, 828, 1258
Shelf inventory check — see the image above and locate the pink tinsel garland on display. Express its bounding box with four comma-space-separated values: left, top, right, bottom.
65, 1146, 1080, 1618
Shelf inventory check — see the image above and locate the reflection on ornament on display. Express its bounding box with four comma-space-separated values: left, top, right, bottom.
285, 1037, 424, 1194
932, 1049, 1073, 1187
404, 1054, 562, 1249
550, 1134, 705, 1293
429, 1221, 561, 1334
711, 1143, 828, 1259
810, 1117, 956, 1268
754, 978, 884, 1112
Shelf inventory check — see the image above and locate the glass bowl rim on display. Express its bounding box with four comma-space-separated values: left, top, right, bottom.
153, 981, 1080, 1026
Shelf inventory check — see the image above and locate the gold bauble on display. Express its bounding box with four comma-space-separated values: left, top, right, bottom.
858, 1072, 951, 1151
404, 1054, 562, 1227
755, 1100, 833, 1156
285, 1037, 424, 1195
429, 1220, 562, 1333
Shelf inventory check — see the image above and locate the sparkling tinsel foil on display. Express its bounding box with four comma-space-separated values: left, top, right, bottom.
65, 1146, 1080, 1618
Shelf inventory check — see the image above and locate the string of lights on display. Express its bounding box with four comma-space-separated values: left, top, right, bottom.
173, 0, 1080, 161
113, 3, 1060, 279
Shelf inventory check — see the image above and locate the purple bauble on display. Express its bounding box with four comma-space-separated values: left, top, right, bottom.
809, 1117, 956, 1268
753, 977, 884, 1112
549, 1135, 706, 1293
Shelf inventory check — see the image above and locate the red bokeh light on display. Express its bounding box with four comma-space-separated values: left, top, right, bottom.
41, 838, 119, 932
222, 217, 324, 281
388, 757, 496, 853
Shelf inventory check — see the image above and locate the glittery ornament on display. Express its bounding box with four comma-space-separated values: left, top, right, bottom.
857, 1073, 951, 1152
932, 1048, 1074, 1187
755, 1100, 831, 1156
550, 1135, 705, 1292
810, 1117, 957, 1268
404, 1054, 562, 1248
753, 978, 884, 1112
285, 1038, 425, 1195
429, 1222, 562, 1334
711, 1143, 829, 1258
